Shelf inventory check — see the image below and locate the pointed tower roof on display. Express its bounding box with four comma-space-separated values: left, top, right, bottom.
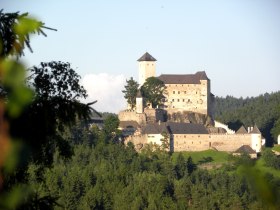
250, 125, 261, 134
236, 125, 247, 134
137, 52, 157, 62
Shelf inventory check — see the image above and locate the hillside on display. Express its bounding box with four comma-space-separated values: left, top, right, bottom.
215, 91, 280, 146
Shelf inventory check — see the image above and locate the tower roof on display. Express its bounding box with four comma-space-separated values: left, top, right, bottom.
236, 125, 247, 134
250, 125, 261, 134
137, 52, 157, 62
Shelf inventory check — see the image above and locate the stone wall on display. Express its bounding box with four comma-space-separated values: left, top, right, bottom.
163, 81, 210, 115
118, 110, 146, 125
127, 132, 260, 153
172, 133, 253, 152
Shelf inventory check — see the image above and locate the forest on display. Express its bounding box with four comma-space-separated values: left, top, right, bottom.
0, 10, 280, 210
215, 92, 280, 146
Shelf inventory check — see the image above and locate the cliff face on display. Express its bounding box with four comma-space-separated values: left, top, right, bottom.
167, 111, 214, 127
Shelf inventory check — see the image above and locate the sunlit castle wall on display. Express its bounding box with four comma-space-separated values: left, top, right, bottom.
138, 61, 156, 86
163, 79, 210, 116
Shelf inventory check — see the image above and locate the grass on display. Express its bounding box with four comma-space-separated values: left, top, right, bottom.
255, 157, 280, 178
172, 149, 230, 164
272, 144, 280, 152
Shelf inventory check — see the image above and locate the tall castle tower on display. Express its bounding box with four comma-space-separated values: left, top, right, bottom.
137, 52, 156, 86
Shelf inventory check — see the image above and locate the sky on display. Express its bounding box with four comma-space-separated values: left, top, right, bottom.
2, 0, 280, 113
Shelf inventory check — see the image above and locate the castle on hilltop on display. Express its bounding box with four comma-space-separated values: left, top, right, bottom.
137, 52, 214, 117
118, 52, 264, 155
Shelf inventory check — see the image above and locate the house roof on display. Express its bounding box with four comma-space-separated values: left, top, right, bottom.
157, 71, 209, 84
236, 126, 247, 134
235, 145, 256, 154
142, 122, 169, 134
168, 122, 209, 134
119, 121, 140, 129
143, 122, 208, 135
250, 125, 261, 134
137, 52, 157, 62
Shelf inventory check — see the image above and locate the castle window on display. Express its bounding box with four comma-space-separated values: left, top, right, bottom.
184, 91, 187, 94
178, 91, 180, 94
184, 135, 186, 138
172, 99, 174, 102
177, 99, 180, 102
173, 91, 175, 94
192, 142, 193, 144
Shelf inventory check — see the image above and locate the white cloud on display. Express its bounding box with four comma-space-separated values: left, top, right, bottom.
81, 73, 127, 113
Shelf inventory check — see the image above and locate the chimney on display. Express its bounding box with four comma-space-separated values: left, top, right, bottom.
247, 127, 251, 133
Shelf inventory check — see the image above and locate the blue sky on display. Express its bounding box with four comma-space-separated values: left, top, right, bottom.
2, 0, 280, 112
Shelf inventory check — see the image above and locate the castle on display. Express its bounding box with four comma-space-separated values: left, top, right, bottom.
119, 52, 264, 155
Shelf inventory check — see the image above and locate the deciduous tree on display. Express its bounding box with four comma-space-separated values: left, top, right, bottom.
141, 77, 166, 108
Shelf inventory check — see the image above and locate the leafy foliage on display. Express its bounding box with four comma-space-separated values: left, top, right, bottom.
0, 10, 56, 57
0, 10, 55, 209
141, 77, 166, 108
262, 148, 280, 170
9, 61, 93, 165
21, 140, 280, 209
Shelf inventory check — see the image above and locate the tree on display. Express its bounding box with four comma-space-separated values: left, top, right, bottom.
10, 61, 93, 164
0, 10, 55, 209
141, 77, 166, 108
160, 131, 170, 151
103, 114, 120, 143
0, 10, 56, 58
122, 77, 139, 110
186, 156, 196, 174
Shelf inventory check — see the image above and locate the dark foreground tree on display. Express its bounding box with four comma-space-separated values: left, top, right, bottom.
141, 77, 166, 108
10, 61, 93, 165
122, 77, 139, 110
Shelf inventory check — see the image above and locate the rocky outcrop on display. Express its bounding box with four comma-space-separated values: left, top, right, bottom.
167, 111, 214, 127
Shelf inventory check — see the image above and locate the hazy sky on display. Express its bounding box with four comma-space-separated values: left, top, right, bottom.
2, 0, 280, 113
